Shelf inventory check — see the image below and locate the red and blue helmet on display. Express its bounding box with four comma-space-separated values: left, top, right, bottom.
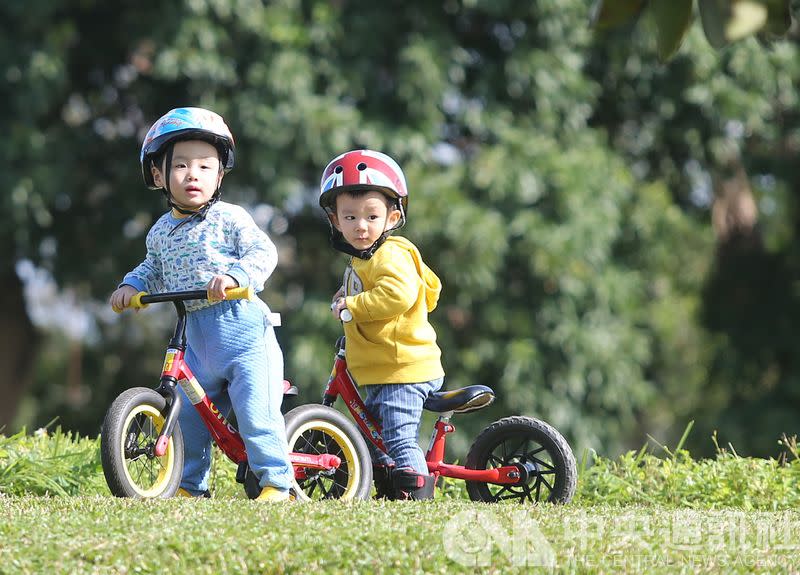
319, 150, 409, 214
140, 107, 235, 189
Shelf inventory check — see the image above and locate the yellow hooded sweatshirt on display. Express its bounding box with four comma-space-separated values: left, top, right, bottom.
342, 236, 445, 385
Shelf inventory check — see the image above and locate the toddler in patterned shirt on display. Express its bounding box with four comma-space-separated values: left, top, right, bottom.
109, 107, 292, 502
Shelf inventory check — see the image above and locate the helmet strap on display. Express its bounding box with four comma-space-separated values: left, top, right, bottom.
329, 230, 388, 260
394, 201, 407, 230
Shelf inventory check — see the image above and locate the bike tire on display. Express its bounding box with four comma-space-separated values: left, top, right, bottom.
283, 404, 373, 501
100, 387, 184, 498
465, 415, 577, 504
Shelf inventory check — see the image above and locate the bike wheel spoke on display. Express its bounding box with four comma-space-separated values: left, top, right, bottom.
488, 454, 504, 468
301, 432, 323, 456
320, 478, 338, 499
490, 485, 511, 501
496, 487, 527, 502
327, 478, 347, 498
134, 459, 147, 486
507, 437, 529, 459
530, 455, 554, 471
528, 445, 546, 456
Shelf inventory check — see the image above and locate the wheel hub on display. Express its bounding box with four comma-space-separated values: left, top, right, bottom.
512, 458, 541, 485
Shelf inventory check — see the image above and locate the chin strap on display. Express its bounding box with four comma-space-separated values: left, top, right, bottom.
330, 230, 390, 260
166, 193, 220, 236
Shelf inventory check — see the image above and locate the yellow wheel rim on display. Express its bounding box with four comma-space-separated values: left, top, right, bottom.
120, 404, 175, 497
289, 419, 360, 501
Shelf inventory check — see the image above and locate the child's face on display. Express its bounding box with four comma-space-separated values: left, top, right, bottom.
331, 191, 401, 251
151, 140, 223, 210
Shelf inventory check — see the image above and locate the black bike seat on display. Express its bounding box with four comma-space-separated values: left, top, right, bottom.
423, 385, 495, 414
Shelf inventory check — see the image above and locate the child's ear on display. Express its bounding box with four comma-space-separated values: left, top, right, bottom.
329, 213, 342, 231
151, 165, 165, 189
387, 208, 402, 228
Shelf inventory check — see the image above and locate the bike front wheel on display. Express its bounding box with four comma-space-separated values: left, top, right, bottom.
100, 387, 184, 498
465, 415, 577, 504
284, 404, 373, 501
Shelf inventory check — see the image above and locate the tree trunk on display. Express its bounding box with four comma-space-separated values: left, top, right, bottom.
0, 261, 39, 431
711, 163, 760, 247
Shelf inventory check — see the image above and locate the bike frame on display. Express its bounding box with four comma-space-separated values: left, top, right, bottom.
321, 342, 522, 486
144, 291, 340, 474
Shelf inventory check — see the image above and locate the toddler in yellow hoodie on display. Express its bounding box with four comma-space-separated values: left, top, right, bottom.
320, 149, 444, 500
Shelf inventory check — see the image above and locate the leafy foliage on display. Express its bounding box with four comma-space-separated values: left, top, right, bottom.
4, 0, 800, 460
594, 0, 795, 60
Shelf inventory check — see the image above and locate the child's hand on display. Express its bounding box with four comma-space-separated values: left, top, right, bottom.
331, 297, 348, 320
207, 274, 239, 301
110, 285, 140, 313
330, 287, 347, 319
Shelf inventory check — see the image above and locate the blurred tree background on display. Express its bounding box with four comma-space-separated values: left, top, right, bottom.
3, 0, 799, 459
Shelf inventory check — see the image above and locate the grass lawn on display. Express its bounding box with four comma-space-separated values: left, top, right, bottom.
1, 497, 798, 574
2, 426, 800, 573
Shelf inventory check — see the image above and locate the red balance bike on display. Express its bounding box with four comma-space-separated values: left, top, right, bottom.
317, 318, 577, 503
101, 287, 373, 501
102, 288, 576, 503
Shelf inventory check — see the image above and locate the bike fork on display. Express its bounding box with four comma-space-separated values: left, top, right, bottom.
154, 378, 182, 457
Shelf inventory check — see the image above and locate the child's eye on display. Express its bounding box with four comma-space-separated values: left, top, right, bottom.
173, 163, 187, 169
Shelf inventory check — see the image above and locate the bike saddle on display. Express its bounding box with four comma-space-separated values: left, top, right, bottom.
423, 385, 495, 414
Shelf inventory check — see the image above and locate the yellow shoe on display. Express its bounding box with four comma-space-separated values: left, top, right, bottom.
256, 486, 292, 502
177, 488, 211, 498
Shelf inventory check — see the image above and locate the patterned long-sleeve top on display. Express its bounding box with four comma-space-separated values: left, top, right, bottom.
121, 202, 277, 312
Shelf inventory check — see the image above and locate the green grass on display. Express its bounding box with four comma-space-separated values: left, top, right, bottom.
0, 498, 798, 574
0, 426, 107, 497
1, 425, 800, 573
576, 431, 800, 510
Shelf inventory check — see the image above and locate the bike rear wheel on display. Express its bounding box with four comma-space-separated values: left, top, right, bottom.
284, 404, 373, 501
465, 415, 576, 504
100, 387, 184, 498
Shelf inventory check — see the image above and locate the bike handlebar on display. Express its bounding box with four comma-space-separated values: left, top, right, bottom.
114, 286, 254, 312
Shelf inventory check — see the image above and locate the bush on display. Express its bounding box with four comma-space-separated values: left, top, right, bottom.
0, 425, 106, 496
2, 421, 799, 509
577, 423, 800, 510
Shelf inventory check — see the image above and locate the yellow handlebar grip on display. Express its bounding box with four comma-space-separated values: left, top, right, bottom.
224, 286, 254, 301
130, 291, 150, 310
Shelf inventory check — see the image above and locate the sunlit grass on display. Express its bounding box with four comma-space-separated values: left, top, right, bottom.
2, 424, 800, 573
